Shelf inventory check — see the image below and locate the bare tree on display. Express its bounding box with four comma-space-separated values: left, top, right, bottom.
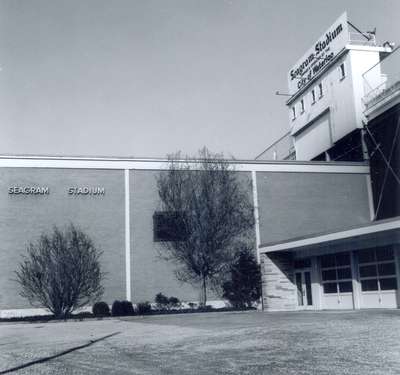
15, 224, 104, 318
156, 148, 255, 306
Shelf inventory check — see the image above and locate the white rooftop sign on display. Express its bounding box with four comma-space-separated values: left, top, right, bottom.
287, 12, 349, 95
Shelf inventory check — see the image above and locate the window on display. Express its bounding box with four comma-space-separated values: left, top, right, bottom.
358, 248, 375, 264
318, 82, 323, 98
339, 63, 346, 80
322, 269, 336, 281
378, 262, 396, 276
337, 267, 352, 279
361, 279, 378, 292
291, 106, 296, 120
338, 281, 353, 293
311, 89, 316, 104
300, 99, 305, 113
323, 283, 337, 294
380, 278, 398, 290
358, 247, 398, 292
376, 248, 395, 261
320, 252, 353, 294
359, 264, 377, 278
336, 252, 351, 266
153, 211, 187, 242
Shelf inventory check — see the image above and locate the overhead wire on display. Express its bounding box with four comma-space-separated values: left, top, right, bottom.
364, 122, 400, 187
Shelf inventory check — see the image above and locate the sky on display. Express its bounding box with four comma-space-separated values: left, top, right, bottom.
0, 0, 399, 160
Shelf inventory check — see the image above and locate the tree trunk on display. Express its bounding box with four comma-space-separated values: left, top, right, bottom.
200, 276, 207, 307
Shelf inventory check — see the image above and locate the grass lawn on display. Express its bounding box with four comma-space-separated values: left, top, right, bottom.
1, 310, 399, 374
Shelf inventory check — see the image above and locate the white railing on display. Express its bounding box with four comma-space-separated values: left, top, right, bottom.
255, 132, 296, 161
348, 32, 376, 47
362, 47, 400, 111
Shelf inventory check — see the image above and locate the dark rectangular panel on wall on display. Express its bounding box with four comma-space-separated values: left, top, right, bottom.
0, 168, 125, 309
256, 171, 371, 245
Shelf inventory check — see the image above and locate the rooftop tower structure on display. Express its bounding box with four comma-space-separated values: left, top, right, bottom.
258, 12, 393, 162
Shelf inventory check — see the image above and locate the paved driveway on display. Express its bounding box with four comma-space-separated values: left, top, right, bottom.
1, 310, 399, 374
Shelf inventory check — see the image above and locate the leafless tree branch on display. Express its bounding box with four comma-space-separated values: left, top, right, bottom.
156, 147, 255, 306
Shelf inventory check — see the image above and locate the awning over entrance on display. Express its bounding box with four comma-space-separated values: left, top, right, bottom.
260, 217, 400, 311
259, 216, 400, 255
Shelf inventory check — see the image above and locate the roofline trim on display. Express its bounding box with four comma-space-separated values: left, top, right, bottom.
0, 155, 370, 173
259, 218, 400, 253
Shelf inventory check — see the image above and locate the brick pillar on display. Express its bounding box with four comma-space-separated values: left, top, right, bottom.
261, 252, 297, 311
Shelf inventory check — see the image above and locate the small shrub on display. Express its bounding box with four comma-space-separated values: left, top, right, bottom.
73, 311, 93, 320
198, 305, 213, 312
112, 300, 135, 316
168, 296, 181, 309
92, 301, 110, 317
121, 300, 135, 315
15, 224, 104, 319
155, 293, 170, 310
112, 300, 122, 316
137, 301, 152, 315
222, 250, 261, 309
155, 293, 181, 311
188, 302, 197, 309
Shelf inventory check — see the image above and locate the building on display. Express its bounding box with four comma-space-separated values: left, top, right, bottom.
1, 13, 399, 316
0, 155, 371, 316
257, 12, 400, 311
257, 12, 393, 162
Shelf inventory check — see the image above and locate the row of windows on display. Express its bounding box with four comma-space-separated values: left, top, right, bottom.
291, 62, 346, 120
292, 82, 323, 120
297, 248, 398, 295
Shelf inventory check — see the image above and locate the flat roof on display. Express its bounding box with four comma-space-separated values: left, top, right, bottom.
0, 154, 370, 173
259, 216, 400, 253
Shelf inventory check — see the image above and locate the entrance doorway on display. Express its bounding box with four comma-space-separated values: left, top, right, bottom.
295, 270, 313, 308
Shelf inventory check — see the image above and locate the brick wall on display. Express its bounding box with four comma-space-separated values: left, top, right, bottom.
0, 168, 125, 309
256, 171, 371, 245
0, 164, 371, 312
130, 169, 255, 303
130, 170, 202, 302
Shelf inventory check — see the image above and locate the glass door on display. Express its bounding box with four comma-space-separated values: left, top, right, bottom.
295, 270, 313, 308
